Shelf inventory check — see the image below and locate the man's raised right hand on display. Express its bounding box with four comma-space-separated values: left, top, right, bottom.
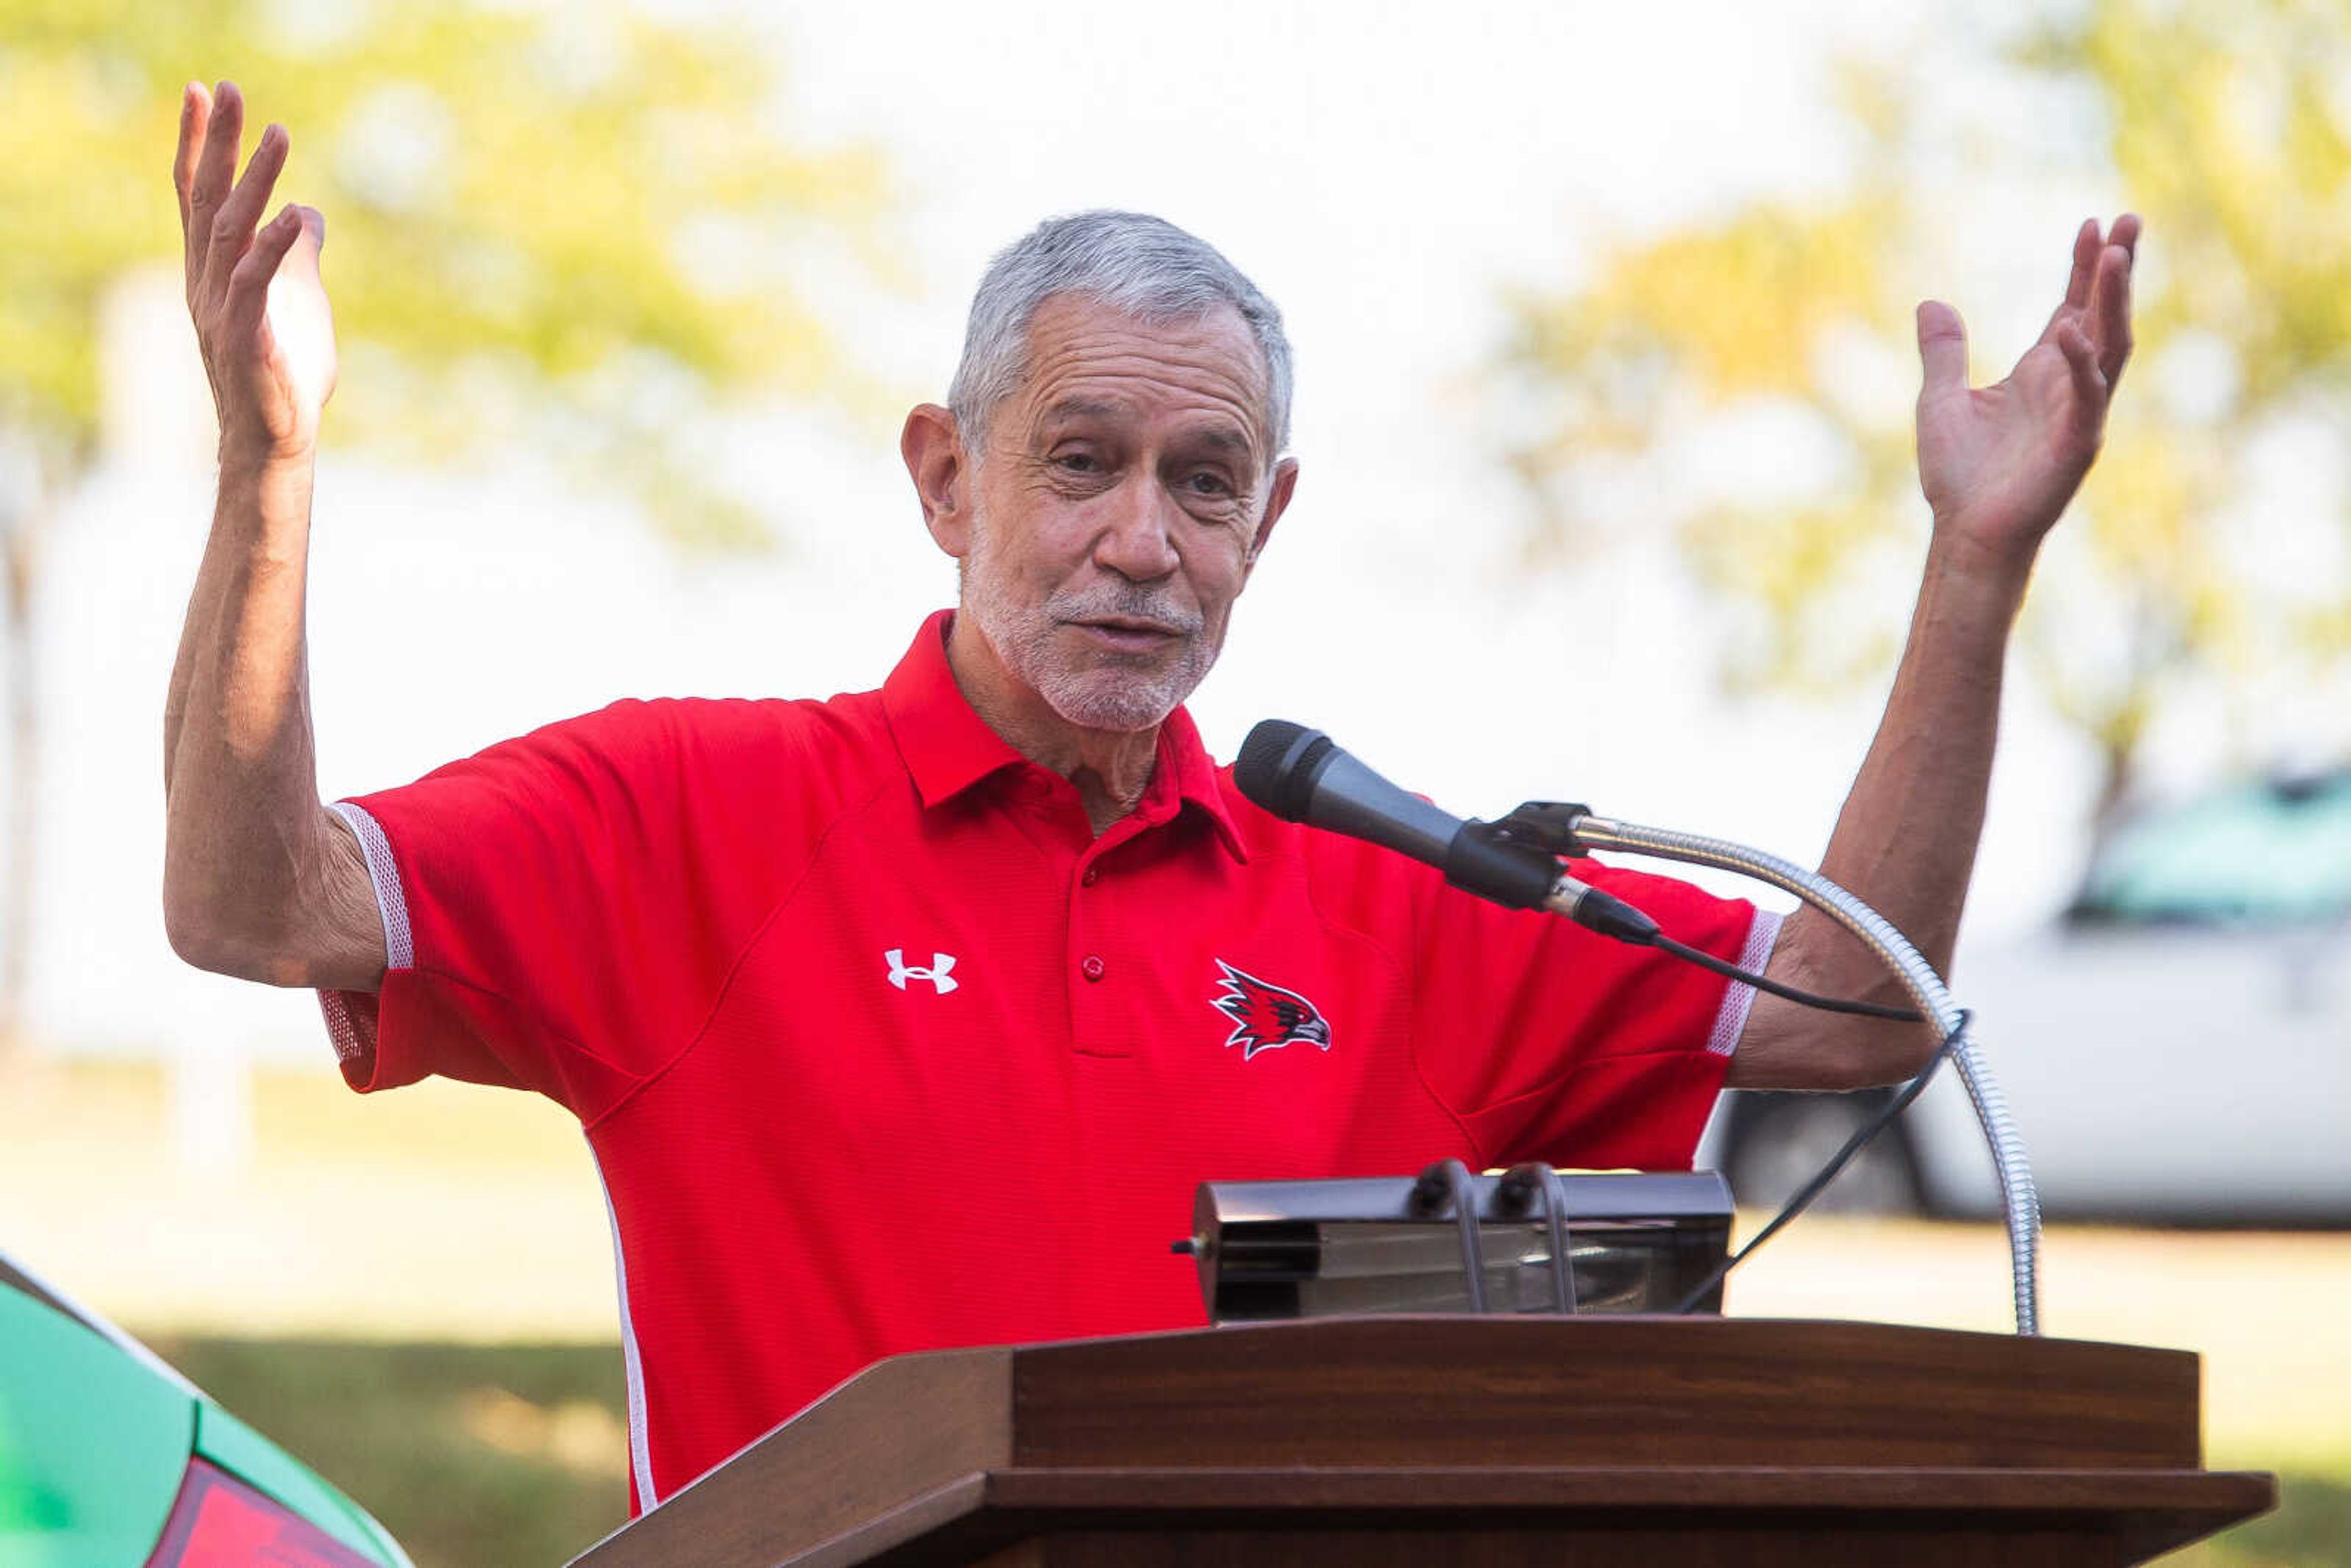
163, 80, 382, 998
174, 80, 337, 468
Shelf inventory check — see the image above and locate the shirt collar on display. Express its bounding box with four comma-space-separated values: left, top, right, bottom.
880, 610, 1247, 863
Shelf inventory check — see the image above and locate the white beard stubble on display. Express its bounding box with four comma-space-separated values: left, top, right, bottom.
959, 500, 1217, 733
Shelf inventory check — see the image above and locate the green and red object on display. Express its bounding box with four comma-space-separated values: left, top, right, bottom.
0, 1250, 411, 1567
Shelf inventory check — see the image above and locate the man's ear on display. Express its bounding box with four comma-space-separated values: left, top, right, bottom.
901, 403, 972, 557
1243, 457, 1300, 576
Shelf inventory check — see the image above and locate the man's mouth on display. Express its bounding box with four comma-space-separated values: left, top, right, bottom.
1070, 616, 1187, 651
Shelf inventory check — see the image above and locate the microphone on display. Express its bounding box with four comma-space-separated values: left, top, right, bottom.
1234, 721, 1659, 941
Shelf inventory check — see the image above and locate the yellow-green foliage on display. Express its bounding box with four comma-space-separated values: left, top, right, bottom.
0, 0, 891, 546
1501, 0, 2351, 798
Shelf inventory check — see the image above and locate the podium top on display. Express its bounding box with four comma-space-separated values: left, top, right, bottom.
573, 1317, 2267, 1568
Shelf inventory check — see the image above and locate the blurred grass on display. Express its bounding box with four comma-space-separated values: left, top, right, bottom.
2192, 1479, 2351, 1567
146, 1337, 628, 1568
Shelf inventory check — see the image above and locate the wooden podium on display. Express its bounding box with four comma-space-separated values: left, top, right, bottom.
569, 1318, 2273, 1567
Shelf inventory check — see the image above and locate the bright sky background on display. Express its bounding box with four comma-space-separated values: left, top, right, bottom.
44, 0, 2163, 1059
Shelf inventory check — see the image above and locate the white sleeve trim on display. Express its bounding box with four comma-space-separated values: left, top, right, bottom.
1704, 909, 1783, 1059
317, 801, 411, 1068
317, 990, 367, 1065
329, 800, 413, 970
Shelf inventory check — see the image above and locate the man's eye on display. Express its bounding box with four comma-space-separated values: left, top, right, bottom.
1185, 471, 1233, 497
1056, 452, 1099, 474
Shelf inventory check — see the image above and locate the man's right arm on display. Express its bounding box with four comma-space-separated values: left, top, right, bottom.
162, 80, 381, 994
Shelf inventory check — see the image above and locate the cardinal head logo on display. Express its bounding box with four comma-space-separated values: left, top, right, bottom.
1210, 961, 1333, 1060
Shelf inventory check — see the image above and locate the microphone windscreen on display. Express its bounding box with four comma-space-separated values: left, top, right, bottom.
1235, 720, 1335, 823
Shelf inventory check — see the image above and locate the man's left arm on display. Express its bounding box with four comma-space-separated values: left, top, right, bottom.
1730, 214, 2139, 1090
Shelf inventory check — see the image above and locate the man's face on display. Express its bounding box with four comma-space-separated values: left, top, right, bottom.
956, 294, 1292, 733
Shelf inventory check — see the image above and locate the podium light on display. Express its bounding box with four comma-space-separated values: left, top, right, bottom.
1184, 1166, 1733, 1322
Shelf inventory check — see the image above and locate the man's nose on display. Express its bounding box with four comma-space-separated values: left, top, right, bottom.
1092, 471, 1182, 581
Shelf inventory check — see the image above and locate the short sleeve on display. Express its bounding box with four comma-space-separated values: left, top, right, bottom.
317, 699, 806, 1121
1413, 858, 1777, 1171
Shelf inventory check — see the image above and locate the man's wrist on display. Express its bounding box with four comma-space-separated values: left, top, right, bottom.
1923, 520, 2038, 607
216, 433, 317, 486
211, 438, 318, 561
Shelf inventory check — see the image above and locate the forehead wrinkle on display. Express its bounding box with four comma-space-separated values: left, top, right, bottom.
1026, 345, 1261, 426
1019, 361, 1265, 463
1033, 388, 1255, 457
1010, 301, 1273, 459
1038, 394, 1128, 427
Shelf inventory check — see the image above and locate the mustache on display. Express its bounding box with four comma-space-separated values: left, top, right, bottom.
1049, 585, 1204, 636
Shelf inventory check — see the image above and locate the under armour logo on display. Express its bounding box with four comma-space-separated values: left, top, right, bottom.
885, 950, 959, 994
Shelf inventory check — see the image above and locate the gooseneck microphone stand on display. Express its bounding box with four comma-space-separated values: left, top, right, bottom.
1231, 719, 2042, 1337
1499, 803, 2042, 1338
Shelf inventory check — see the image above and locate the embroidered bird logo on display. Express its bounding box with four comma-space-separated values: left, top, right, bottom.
1210, 961, 1333, 1060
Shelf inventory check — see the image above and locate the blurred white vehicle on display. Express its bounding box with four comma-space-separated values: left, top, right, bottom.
1701, 771, 2351, 1225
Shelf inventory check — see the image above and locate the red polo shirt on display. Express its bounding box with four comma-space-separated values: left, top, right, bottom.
318, 612, 1771, 1511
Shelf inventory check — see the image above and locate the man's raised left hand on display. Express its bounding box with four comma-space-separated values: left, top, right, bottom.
1913, 214, 2140, 576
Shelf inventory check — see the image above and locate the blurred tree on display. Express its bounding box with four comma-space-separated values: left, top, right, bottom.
1497, 0, 2351, 855
0, 0, 891, 1048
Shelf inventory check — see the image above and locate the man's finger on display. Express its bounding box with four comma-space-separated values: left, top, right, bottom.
186, 81, 245, 295
2057, 320, 2107, 429
172, 82, 209, 232
2061, 217, 2100, 312
189, 81, 245, 225
1916, 300, 1970, 402
203, 122, 290, 310
2110, 211, 2143, 264
285, 206, 327, 280
2093, 244, 2133, 386
223, 205, 306, 329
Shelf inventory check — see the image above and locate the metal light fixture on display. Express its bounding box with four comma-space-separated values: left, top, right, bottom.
1182, 1164, 1734, 1322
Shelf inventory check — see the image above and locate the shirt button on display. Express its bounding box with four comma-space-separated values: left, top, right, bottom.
1081, 955, 1106, 982
1081, 867, 1100, 887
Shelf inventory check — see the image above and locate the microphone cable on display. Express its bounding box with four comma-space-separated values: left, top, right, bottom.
1557, 879, 1955, 1312
1551, 875, 1924, 1021
1638, 931, 1922, 1022
1670, 1010, 1973, 1315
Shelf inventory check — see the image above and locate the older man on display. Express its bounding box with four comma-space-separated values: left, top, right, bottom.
162, 81, 2134, 1510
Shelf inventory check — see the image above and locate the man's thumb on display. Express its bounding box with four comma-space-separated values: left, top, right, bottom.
285, 205, 326, 279
1916, 300, 1967, 399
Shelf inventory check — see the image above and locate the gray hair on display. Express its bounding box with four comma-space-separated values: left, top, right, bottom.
947, 211, 1294, 465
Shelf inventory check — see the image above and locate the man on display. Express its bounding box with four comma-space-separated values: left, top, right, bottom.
162, 81, 2135, 1510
